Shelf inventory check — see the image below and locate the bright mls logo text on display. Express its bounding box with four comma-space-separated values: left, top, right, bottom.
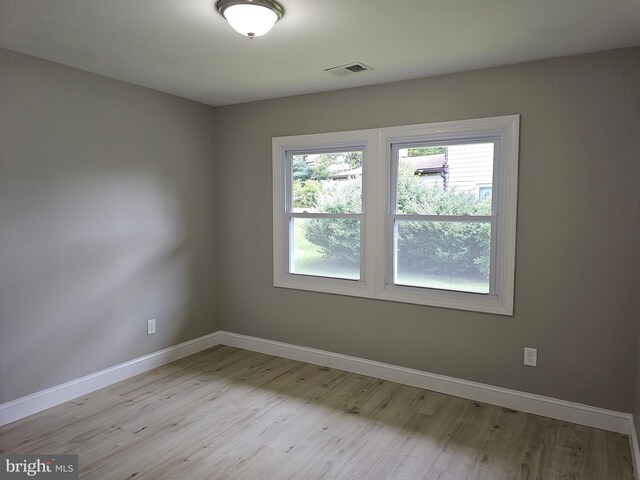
1, 455, 78, 479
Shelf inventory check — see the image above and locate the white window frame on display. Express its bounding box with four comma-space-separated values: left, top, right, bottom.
273, 129, 378, 299
273, 115, 519, 315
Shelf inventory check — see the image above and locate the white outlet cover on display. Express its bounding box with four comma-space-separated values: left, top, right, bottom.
147, 319, 156, 335
524, 347, 537, 367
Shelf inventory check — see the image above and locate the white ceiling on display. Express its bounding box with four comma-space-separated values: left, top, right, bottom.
1, 0, 639, 106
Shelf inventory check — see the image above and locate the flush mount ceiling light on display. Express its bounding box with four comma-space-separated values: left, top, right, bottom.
216, 0, 285, 39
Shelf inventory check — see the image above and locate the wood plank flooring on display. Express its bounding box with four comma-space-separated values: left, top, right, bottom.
0, 346, 634, 479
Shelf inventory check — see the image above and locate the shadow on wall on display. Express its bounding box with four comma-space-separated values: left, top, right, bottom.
0, 168, 205, 401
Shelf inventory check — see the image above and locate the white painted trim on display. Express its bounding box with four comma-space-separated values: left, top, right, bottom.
2, 329, 634, 446
378, 115, 519, 315
272, 130, 378, 297
272, 115, 519, 315
217, 331, 632, 434
0, 332, 221, 427
630, 415, 640, 480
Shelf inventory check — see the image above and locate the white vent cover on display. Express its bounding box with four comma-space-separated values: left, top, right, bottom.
324, 62, 374, 77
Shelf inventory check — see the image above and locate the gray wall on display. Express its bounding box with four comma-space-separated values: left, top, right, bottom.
2, 46, 639, 413
0, 48, 219, 403
215, 47, 640, 412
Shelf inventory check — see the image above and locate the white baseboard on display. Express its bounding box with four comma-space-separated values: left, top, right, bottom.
1, 329, 634, 447
0, 332, 221, 427
217, 331, 633, 435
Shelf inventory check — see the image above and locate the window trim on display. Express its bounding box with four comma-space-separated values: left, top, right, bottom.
272, 129, 378, 299
273, 115, 519, 315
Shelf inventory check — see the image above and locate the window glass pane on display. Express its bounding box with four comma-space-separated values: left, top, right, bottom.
292, 151, 363, 214
396, 143, 494, 216
478, 186, 492, 201
291, 218, 360, 280
394, 220, 491, 294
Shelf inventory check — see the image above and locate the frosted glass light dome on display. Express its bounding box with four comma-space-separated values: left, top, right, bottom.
216, 0, 285, 39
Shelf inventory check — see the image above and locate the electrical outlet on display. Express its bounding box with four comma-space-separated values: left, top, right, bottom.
147, 319, 156, 335
524, 347, 537, 367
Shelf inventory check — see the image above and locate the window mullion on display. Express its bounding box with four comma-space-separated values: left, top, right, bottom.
390, 214, 493, 223
288, 212, 361, 220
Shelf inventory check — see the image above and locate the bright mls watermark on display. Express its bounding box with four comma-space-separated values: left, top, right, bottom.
0, 455, 78, 479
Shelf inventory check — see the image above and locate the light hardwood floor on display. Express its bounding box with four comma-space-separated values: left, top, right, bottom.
0, 346, 634, 479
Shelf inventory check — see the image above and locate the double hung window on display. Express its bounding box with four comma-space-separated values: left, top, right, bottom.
389, 141, 495, 295
273, 116, 519, 314
287, 148, 364, 281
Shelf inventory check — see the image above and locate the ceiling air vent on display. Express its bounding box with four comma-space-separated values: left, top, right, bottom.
324, 62, 374, 77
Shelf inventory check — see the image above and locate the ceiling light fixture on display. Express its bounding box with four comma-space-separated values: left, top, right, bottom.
216, 0, 285, 39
